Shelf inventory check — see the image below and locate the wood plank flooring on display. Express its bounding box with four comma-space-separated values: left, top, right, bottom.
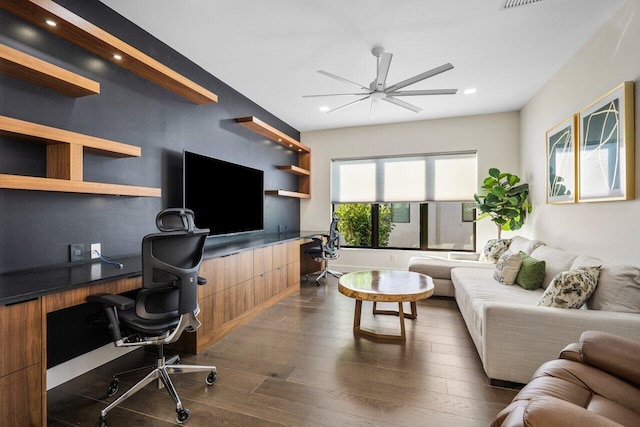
47, 276, 519, 426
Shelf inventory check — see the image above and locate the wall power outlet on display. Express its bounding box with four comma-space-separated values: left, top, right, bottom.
91, 243, 101, 259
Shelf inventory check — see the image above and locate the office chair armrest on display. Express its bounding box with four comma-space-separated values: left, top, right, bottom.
197, 276, 207, 285
87, 293, 135, 310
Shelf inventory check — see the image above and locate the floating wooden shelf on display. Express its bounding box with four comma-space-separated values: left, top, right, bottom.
0, 115, 161, 197
277, 165, 310, 176
237, 116, 310, 153
237, 116, 312, 199
265, 190, 311, 199
0, 43, 100, 97
0, 0, 217, 105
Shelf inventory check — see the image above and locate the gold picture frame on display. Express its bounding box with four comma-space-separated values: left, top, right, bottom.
577, 81, 635, 202
546, 115, 577, 204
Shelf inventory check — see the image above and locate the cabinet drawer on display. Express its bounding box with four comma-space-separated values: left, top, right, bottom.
0, 363, 42, 427
0, 298, 42, 377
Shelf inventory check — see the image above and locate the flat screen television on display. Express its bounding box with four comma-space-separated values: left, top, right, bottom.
183, 150, 264, 236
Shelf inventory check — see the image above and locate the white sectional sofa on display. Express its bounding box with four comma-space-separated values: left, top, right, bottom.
408, 236, 640, 385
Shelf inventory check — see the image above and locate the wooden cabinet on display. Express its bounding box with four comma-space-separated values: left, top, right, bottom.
0, 298, 44, 426
179, 239, 303, 353
236, 117, 311, 199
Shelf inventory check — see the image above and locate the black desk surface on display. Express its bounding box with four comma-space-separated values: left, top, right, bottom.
0, 231, 323, 306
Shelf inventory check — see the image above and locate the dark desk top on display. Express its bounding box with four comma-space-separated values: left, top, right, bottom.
0, 231, 323, 306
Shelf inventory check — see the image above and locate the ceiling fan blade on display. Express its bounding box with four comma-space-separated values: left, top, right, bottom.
386, 89, 458, 96
317, 70, 369, 91
382, 96, 422, 113
385, 63, 454, 92
326, 96, 370, 113
303, 92, 370, 98
375, 52, 393, 91
368, 98, 378, 118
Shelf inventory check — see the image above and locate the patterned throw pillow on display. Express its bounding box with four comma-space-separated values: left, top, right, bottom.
493, 251, 522, 285
537, 266, 601, 309
479, 239, 513, 264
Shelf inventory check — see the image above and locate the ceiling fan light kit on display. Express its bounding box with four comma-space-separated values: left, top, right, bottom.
304, 47, 458, 116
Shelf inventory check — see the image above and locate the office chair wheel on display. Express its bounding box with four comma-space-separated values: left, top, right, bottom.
176, 408, 190, 424
106, 378, 119, 397
206, 371, 217, 385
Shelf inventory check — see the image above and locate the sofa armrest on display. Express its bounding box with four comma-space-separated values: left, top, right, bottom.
481, 302, 640, 384
578, 330, 640, 387
514, 396, 623, 427
448, 251, 480, 261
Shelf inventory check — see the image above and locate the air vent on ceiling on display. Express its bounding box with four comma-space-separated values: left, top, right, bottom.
502, 0, 544, 9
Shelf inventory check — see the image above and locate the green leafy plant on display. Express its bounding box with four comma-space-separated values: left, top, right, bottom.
473, 168, 532, 238
334, 203, 394, 247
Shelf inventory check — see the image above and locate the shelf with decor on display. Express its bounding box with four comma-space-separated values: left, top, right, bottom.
0, 43, 100, 97
0, 115, 161, 197
0, 0, 217, 105
236, 116, 311, 199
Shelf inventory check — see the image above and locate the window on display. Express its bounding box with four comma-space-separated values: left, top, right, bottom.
331, 152, 477, 251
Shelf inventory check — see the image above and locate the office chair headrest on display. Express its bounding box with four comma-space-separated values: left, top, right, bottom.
156, 208, 196, 233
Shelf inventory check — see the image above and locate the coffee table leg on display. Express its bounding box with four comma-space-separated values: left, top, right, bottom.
398, 302, 406, 340
372, 301, 418, 319
353, 299, 363, 332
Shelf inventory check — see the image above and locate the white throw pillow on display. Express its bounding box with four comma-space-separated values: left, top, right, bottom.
479, 238, 512, 264
537, 266, 601, 309
493, 251, 522, 285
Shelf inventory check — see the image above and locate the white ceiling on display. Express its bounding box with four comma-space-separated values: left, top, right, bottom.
100, 0, 625, 133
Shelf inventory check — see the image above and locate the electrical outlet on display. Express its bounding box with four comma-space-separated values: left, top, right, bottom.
69, 243, 85, 262
91, 243, 101, 259
390, 254, 397, 262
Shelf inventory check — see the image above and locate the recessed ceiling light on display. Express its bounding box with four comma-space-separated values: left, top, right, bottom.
113, 54, 122, 60
45, 19, 57, 27
319, 106, 330, 112
463, 88, 477, 95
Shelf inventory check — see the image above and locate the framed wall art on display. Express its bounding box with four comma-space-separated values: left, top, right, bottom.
577, 81, 635, 202
546, 115, 577, 204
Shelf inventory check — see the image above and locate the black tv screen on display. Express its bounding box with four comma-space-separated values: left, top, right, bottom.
183, 151, 264, 236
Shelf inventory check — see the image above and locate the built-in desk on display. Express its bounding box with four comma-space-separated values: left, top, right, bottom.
0, 231, 322, 427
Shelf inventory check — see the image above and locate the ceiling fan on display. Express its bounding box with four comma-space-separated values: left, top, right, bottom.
304, 47, 457, 116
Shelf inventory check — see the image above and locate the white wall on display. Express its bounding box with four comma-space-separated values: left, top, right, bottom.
300, 112, 521, 272
520, 0, 640, 265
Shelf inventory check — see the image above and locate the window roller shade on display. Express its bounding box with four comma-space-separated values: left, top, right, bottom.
331, 152, 477, 203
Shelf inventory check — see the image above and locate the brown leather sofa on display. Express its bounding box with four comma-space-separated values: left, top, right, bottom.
491, 330, 640, 427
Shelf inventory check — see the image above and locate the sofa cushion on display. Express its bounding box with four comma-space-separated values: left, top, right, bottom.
494, 251, 522, 285
516, 252, 546, 290
589, 266, 640, 314
530, 246, 579, 288
509, 236, 546, 256
538, 266, 601, 309
451, 268, 544, 336
479, 238, 512, 263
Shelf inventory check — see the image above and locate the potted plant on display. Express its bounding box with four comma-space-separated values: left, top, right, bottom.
473, 168, 531, 238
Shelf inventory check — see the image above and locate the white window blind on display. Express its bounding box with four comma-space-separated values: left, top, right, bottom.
331, 152, 477, 203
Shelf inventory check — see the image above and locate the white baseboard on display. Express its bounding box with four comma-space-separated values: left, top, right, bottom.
47, 344, 139, 390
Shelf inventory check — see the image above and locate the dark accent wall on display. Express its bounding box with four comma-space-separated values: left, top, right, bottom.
0, 1, 301, 274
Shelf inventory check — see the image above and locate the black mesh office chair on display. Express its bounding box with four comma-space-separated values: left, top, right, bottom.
87, 208, 216, 426
305, 214, 342, 285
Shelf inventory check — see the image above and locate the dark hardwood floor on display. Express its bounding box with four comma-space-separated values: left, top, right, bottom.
47, 276, 519, 426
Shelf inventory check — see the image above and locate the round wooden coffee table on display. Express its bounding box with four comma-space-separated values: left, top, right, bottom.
338, 270, 434, 341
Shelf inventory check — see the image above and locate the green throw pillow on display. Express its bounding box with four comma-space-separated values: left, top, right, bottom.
515, 252, 546, 290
